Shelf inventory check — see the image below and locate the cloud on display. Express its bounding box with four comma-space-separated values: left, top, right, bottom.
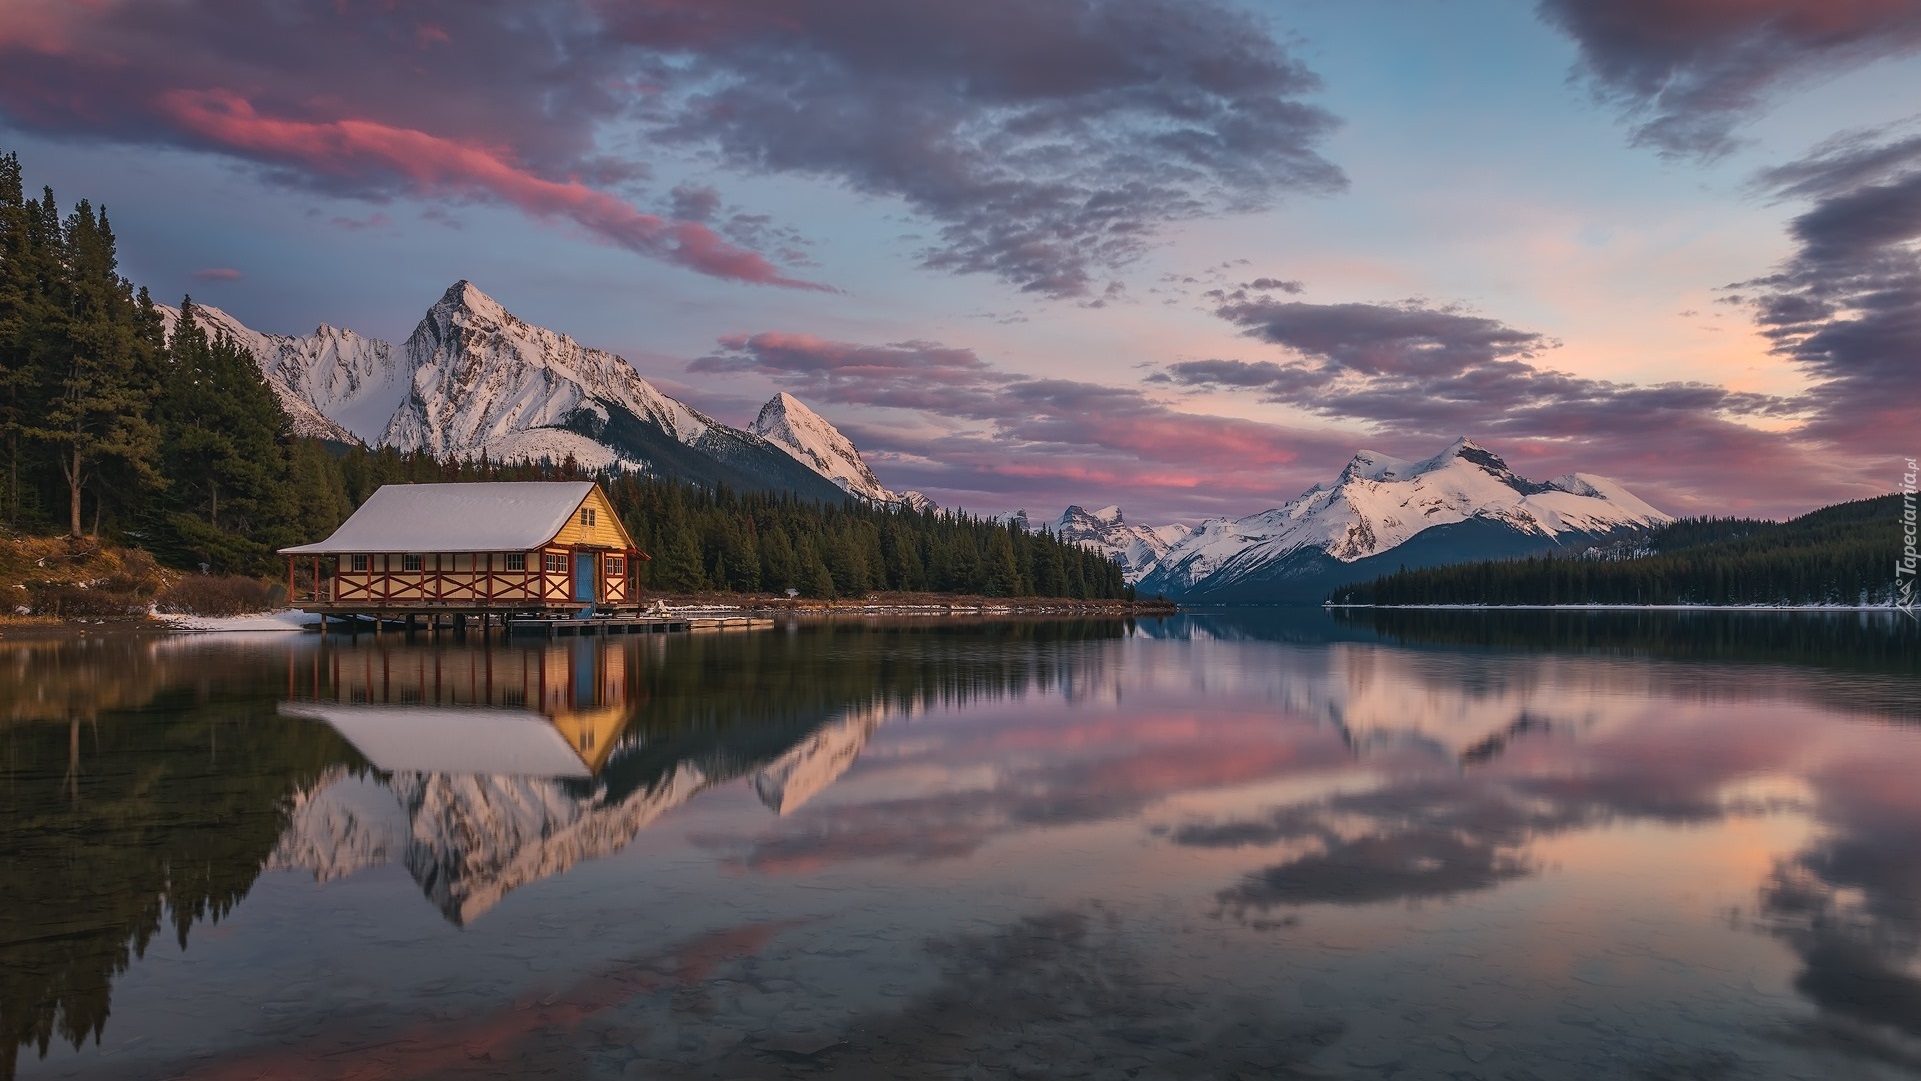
1152, 296, 1840, 512
1244, 277, 1303, 293
189, 266, 243, 282
693, 331, 1357, 512
0, 0, 1345, 298
0, 1, 812, 287
667, 183, 722, 224
1739, 127, 1921, 454
153, 89, 824, 289
609, 0, 1346, 297
1537, 0, 1921, 158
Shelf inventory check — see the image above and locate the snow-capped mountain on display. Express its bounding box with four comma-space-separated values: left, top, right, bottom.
158, 302, 369, 445
751, 391, 933, 509
383, 281, 713, 467
163, 283, 886, 502
1138, 438, 1671, 603
1050, 505, 1190, 583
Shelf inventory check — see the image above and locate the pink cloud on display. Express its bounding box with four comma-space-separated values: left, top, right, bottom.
155, 88, 828, 290
190, 266, 244, 282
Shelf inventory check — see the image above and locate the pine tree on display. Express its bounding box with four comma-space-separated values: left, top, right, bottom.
287, 437, 351, 543
155, 300, 293, 570
0, 152, 54, 525
26, 200, 161, 535
983, 527, 1022, 597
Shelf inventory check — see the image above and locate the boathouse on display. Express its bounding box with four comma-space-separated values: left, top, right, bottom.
281, 481, 645, 617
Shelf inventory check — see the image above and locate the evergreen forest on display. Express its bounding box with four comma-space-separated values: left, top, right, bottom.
0, 148, 1128, 601
1330, 494, 1907, 607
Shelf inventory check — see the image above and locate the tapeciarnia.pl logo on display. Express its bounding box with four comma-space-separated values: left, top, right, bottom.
1899, 457, 1917, 621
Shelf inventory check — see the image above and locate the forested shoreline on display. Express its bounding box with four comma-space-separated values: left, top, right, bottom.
1329, 495, 1905, 608
0, 147, 1130, 603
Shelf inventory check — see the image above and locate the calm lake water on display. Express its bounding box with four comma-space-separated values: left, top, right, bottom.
3, 611, 1919, 1080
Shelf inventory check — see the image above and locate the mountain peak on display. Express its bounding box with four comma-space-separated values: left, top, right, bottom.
752, 391, 905, 504
434, 280, 508, 320
1340, 449, 1415, 482
758, 390, 823, 427
1413, 436, 1512, 478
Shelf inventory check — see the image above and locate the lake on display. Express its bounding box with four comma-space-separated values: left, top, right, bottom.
3, 610, 1919, 1080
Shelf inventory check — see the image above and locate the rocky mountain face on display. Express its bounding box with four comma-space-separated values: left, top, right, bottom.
1134, 438, 1671, 603
1049, 505, 1190, 582
750, 391, 934, 510
164, 283, 899, 503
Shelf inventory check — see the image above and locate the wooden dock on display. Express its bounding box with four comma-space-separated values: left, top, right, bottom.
503, 614, 775, 638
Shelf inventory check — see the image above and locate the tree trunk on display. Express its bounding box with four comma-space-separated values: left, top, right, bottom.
67, 445, 82, 536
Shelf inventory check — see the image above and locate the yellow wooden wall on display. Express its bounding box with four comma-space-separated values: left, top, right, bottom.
548, 487, 635, 549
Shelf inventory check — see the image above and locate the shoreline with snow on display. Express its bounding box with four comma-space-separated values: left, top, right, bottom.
154, 609, 323, 632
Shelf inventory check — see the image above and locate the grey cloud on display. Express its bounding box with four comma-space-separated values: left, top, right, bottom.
1216, 298, 1553, 376
667, 183, 722, 223
1538, 0, 1921, 159
609, 0, 1345, 296
1167, 299, 1791, 439
1742, 127, 1921, 451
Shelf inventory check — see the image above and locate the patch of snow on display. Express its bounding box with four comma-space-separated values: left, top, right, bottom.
156, 607, 320, 633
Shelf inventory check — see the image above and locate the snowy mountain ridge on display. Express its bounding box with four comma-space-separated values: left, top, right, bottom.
1049, 504, 1191, 582
164, 282, 907, 502
380, 281, 714, 470
1137, 437, 1671, 600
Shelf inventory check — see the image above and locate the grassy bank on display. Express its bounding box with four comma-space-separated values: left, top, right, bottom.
0, 532, 283, 624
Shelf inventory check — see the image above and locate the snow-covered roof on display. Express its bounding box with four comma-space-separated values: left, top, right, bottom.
281, 481, 596, 554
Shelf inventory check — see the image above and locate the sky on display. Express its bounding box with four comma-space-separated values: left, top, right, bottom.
1, 0, 1917, 522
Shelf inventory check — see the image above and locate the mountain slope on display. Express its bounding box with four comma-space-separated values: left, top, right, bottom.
752, 392, 891, 500
1139, 438, 1670, 603
751, 392, 934, 509
1050, 505, 1189, 582
169, 283, 862, 501
382, 282, 714, 462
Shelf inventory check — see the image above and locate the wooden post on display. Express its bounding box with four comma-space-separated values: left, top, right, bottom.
288, 556, 296, 605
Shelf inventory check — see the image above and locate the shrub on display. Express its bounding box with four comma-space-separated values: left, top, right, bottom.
26, 582, 151, 619
155, 575, 277, 617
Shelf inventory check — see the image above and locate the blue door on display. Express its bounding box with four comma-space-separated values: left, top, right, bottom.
573, 552, 596, 602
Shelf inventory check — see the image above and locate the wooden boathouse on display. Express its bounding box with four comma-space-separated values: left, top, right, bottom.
281, 481, 648, 624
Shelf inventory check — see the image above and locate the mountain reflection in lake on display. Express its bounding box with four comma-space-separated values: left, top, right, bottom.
3, 612, 1919, 1080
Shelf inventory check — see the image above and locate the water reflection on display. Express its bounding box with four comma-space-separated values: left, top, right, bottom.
274, 639, 898, 924
3, 613, 1921, 1080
